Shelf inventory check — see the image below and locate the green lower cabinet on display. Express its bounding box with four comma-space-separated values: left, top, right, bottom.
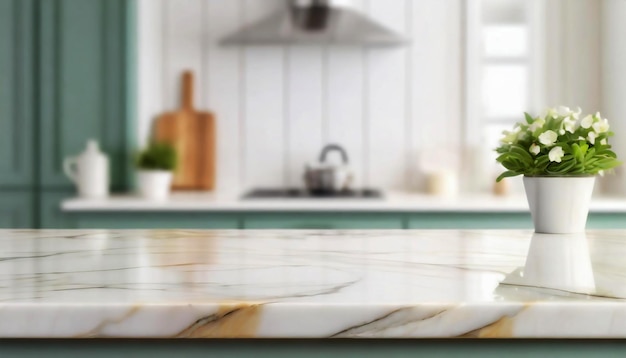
588, 213, 626, 229
73, 214, 239, 229
243, 213, 405, 229
408, 213, 533, 229
0, 189, 34, 228
407, 212, 626, 229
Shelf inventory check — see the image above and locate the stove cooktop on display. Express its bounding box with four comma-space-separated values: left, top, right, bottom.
242, 188, 384, 200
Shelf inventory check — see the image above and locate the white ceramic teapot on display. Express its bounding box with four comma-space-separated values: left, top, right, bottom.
63, 139, 110, 198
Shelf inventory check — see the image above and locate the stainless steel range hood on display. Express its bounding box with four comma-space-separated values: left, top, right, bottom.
220, 0, 409, 46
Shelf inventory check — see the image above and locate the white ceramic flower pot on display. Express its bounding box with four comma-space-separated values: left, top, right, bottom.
137, 170, 173, 201
523, 176, 596, 234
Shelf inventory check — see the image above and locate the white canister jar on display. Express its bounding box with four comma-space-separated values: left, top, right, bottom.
63, 140, 109, 198
137, 170, 173, 201
426, 171, 459, 197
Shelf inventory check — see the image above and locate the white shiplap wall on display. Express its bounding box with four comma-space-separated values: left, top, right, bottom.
137, 0, 463, 194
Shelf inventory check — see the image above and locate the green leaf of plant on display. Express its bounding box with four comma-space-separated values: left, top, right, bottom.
572, 143, 583, 162
546, 159, 576, 174
525, 112, 534, 124
510, 145, 534, 166
496, 170, 520, 182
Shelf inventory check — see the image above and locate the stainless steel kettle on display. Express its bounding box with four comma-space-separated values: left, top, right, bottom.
304, 144, 353, 195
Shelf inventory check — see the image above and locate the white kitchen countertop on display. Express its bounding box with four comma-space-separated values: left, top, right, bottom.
60, 191, 626, 213
1, 229, 625, 338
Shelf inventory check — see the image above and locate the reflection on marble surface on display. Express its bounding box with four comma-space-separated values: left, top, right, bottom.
501, 233, 595, 294
0, 229, 625, 338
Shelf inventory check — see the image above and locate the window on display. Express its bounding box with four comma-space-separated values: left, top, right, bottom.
464, 0, 543, 191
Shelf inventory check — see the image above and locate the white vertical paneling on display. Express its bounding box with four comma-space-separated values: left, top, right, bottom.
446, 3, 463, 192
242, 0, 285, 188
136, 0, 164, 147
366, 0, 408, 189
601, 0, 626, 195
327, 47, 365, 188
326, 1, 366, 188
564, 0, 601, 111
410, 0, 463, 190
546, 0, 601, 111
206, 0, 242, 194
286, 47, 324, 187
137, 0, 468, 193
163, 0, 204, 110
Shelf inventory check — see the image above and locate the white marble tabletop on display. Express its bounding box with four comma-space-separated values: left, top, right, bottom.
0, 229, 625, 338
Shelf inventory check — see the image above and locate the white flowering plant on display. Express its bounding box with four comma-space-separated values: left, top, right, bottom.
495, 106, 621, 182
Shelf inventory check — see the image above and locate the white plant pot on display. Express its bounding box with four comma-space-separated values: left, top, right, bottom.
523, 176, 596, 234
137, 170, 173, 201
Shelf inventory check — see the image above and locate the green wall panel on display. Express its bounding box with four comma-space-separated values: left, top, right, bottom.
243, 213, 405, 229
0, 190, 34, 228
39, 0, 129, 191
0, 0, 34, 187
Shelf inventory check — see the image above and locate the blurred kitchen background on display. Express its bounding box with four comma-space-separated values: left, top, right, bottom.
3, 0, 626, 229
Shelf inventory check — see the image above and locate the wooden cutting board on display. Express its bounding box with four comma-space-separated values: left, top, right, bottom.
154, 71, 216, 190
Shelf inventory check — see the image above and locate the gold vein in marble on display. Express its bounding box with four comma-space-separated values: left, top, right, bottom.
176, 304, 262, 338
75, 306, 142, 338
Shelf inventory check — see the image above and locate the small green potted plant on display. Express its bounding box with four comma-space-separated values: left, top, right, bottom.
495, 106, 621, 233
136, 141, 177, 200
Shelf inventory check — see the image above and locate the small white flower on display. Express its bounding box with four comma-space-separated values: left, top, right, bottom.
581, 115, 594, 129
572, 107, 582, 120
588, 131, 597, 144
529, 117, 545, 132
593, 118, 610, 133
595, 112, 602, 121
562, 118, 577, 133
538, 130, 558, 146
545, 107, 559, 119
599, 170, 605, 177
549, 146, 565, 163
529, 143, 540, 155
601, 139, 608, 145
557, 106, 572, 117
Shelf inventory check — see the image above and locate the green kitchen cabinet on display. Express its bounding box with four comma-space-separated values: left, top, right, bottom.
73, 214, 239, 229
588, 213, 626, 229
0, 0, 35, 187
242, 213, 405, 229
406, 212, 626, 229
38, 0, 130, 191
40, 190, 79, 229
0, 0, 132, 227
407, 212, 533, 229
0, 190, 34, 228
44, 209, 626, 230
